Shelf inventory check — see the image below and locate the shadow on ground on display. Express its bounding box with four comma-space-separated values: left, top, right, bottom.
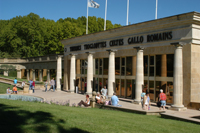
0, 104, 89, 133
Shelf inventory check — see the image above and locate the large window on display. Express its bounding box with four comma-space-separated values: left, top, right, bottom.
115, 57, 120, 75
103, 58, 108, 75
95, 59, 98, 75
121, 58, 125, 75
144, 56, 148, 76
126, 57, 132, 76
99, 59, 103, 75
167, 54, 174, 77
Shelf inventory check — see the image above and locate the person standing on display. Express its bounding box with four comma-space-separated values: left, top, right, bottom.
32, 80, 35, 93
141, 89, 146, 108
22, 81, 25, 88
48, 78, 55, 92
14, 78, 17, 85
101, 86, 108, 99
44, 80, 48, 92
29, 79, 33, 90
159, 89, 167, 110
143, 92, 150, 110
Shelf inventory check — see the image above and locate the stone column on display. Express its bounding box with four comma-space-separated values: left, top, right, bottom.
107, 49, 117, 98
56, 55, 62, 91
161, 55, 167, 92
27, 69, 30, 80
70, 54, 76, 93
170, 42, 187, 111
3, 71, 8, 76
39, 69, 43, 82
17, 69, 21, 79
64, 56, 69, 91
86, 52, 94, 95
47, 69, 50, 82
32, 69, 35, 81
134, 47, 144, 104
30, 69, 32, 79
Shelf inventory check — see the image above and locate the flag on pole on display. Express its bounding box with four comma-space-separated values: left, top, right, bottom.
88, 0, 100, 8
86, 0, 100, 34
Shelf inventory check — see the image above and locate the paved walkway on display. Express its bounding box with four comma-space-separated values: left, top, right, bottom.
24, 89, 200, 124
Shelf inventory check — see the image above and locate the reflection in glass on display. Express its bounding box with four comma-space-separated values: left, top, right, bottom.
81, 60, 84, 74
126, 80, 132, 98
99, 67, 102, 75
81, 77, 85, 92
84, 60, 87, 74
95, 59, 98, 75
116, 79, 120, 96
149, 81, 154, 101
103, 58, 108, 75
156, 55, 161, 76
115, 57, 120, 75
126, 57, 132, 75
144, 80, 148, 93
100, 59, 102, 66
150, 67, 154, 76
167, 54, 174, 77
121, 79, 125, 97
121, 67, 125, 75
103, 78, 108, 89
122, 58, 125, 66
150, 56, 154, 65
144, 56, 148, 76
99, 78, 103, 91
166, 82, 173, 103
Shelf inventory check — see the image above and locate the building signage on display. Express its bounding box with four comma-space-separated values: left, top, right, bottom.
69, 31, 173, 51
147, 31, 172, 42
109, 39, 124, 46
84, 41, 106, 50
70, 45, 81, 51
128, 36, 144, 44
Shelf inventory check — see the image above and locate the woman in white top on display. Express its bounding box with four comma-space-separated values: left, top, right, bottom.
78, 95, 90, 107
96, 92, 103, 104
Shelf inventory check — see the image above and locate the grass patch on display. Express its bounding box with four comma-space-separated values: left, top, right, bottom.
0, 99, 199, 133
0, 82, 22, 94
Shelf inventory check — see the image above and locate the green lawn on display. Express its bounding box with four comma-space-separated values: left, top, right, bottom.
0, 99, 199, 133
0, 82, 22, 94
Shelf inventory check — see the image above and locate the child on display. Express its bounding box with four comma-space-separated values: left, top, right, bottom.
143, 92, 150, 110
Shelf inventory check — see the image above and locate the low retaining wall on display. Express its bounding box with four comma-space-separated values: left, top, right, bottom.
95, 104, 165, 115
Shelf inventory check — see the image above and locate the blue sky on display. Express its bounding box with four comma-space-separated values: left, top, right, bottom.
0, 0, 200, 26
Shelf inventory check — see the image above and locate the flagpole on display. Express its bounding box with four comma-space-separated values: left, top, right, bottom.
155, 0, 158, 19
86, 0, 89, 34
126, 0, 129, 25
104, 0, 107, 31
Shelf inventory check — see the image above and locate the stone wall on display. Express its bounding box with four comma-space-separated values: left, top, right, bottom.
190, 44, 200, 109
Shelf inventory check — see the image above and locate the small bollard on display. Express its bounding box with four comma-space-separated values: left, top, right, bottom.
91, 91, 97, 108
23, 85, 29, 94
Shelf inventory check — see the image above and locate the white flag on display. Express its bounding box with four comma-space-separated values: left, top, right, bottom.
88, 0, 100, 8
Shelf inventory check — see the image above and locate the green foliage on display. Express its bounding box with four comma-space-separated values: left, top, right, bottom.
0, 64, 16, 71
0, 13, 121, 58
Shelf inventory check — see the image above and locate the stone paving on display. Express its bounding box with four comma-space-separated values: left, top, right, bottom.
24, 89, 200, 124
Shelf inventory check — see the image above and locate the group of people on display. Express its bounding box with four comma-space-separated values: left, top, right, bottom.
6, 85, 18, 94
77, 85, 121, 107
141, 89, 167, 110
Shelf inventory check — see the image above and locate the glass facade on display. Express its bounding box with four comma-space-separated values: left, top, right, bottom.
77, 54, 174, 102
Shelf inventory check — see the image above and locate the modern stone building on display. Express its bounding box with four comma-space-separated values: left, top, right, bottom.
62, 12, 200, 110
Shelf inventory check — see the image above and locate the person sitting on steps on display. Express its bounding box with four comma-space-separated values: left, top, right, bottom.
77, 95, 90, 107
